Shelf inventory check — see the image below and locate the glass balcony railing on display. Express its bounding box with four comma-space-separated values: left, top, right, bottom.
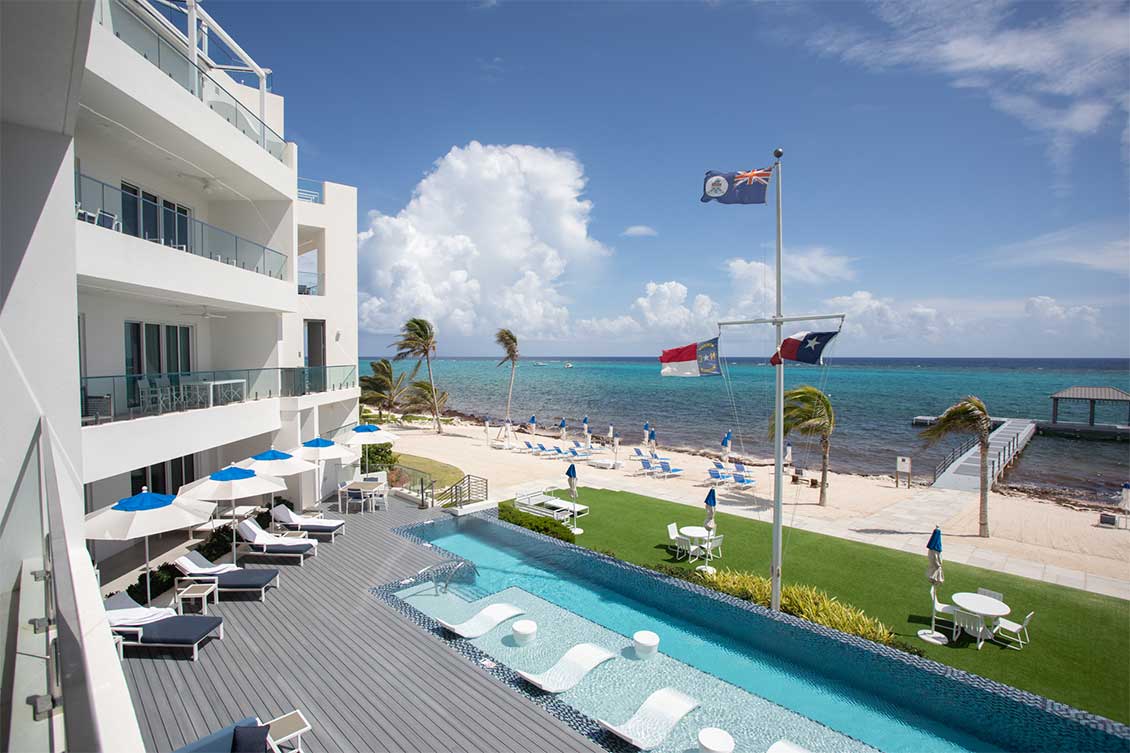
100, 0, 285, 162
297, 177, 325, 203
75, 172, 288, 279
297, 271, 324, 296
81, 365, 357, 424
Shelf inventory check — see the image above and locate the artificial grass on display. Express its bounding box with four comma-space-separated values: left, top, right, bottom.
557, 487, 1130, 723
396, 453, 464, 489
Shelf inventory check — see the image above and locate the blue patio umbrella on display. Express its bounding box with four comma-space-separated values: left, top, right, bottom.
86, 488, 216, 602
926, 527, 944, 584
648, 428, 657, 448
643, 420, 650, 445
565, 463, 582, 534
529, 415, 537, 435
559, 417, 567, 440
704, 488, 718, 530
582, 415, 590, 435
181, 466, 287, 562
721, 430, 733, 462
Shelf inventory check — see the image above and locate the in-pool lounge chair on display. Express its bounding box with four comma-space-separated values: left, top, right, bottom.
271, 504, 346, 540
596, 687, 700, 750
104, 592, 223, 661
516, 643, 617, 693
237, 520, 317, 566
173, 551, 280, 601
436, 603, 524, 638
767, 741, 814, 753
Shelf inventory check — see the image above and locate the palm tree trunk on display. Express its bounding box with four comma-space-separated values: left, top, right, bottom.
505, 361, 516, 423
978, 433, 990, 537
425, 352, 442, 434
819, 435, 830, 506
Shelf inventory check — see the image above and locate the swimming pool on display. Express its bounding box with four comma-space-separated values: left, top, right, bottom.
379, 514, 1129, 753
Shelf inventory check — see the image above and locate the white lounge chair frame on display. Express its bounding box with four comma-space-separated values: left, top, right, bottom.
515, 643, 616, 693
237, 520, 317, 566
596, 687, 699, 750
436, 602, 524, 638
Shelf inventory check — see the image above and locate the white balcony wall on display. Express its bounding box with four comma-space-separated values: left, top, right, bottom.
83, 22, 294, 200
83, 397, 282, 483
207, 197, 296, 272
79, 290, 216, 375
208, 311, 282, 373
76, 221, 296, 311
227, 79, 285, 139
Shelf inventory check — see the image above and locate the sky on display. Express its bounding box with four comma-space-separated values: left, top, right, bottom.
212, 0, 1130, 358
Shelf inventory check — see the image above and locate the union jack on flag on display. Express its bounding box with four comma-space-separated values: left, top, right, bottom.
734, 166, 773, 187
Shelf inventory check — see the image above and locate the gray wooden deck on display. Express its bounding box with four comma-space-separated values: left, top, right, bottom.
120, 500, 601, 753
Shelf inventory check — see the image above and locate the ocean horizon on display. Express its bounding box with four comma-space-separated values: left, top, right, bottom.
358, 355, 1130, 504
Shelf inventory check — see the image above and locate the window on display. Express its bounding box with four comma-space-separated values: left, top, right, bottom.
141, 190, 159, 242
132, 455, 196, 497
118, 181, 192, 247
121, 182, 140, 237
125, 320, 194, 382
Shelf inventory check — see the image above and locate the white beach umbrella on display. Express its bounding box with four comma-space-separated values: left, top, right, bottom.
607, 424, 614, 440
926, 527, 944, 585
704, 488, 718, 532
291, 437, 357, 505
345, 424, 400, 446
181, 466, 287, 562
559, 417, 567, 440
643, 421, 650, 446
613, 434, 621, 466
242, 446, 317, 477
484, 419, 491, 444
86, 488, 216, 602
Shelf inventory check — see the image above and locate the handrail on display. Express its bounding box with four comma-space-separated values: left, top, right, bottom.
75, 172, 288, 279
932, 435, 977, 482
297, 178, 325, 204
436, 474, 489, 509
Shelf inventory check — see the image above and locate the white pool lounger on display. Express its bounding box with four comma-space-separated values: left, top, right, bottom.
597, 687, 700, 750
515, 643, 617, 693
436, 603, 524, 638
767, 740, 814, 753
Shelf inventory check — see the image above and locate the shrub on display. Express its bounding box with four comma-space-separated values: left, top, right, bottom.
363, 442, 399, 470
196, 525, 235, 562
126, 563, 180, 603
695, 568, 902, 649
498, 501, 575, 543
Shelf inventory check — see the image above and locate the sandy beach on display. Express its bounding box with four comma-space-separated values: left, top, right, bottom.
390, 420, 1130, 600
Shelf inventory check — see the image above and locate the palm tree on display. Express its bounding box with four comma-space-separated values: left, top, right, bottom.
495, 328, 519, 424
920, 395, 992, 538
771, 385, 835, 506
406, 380, 449, 415
392, 318, 443, 433
359, 358, 418, 419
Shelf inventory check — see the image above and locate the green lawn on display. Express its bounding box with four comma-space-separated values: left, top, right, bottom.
396, 453, 464, 488
556, 487, 1130, 723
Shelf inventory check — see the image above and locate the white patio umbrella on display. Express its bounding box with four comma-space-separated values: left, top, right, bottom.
919, 526, 949, 645
704, 488, 718, 532
559, 417, 567, 441
85, 488, 216, 603
613, 433, 621, 466
291, 437, 357, 505
239, 446, 317, 512
180, 466, 286, 562
484, 419, 491, 445
345, 424, 400, 474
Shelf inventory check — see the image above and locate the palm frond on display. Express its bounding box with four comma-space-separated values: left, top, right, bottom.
920, 395, 991, 445
391, 317, 437, 361
495, 328, 519, 366
770, 385, 835, 440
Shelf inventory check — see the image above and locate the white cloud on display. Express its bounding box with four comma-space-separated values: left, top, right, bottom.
824, 290, 948, 343
621, 225, 658, 237
632, 281, 719, 338
806, 1, 1130, 183
1023, 295, 1100, 337
988, 223, 1130, 275
357, 141, 608, 339
783, 246, 857, 284
575, 314, 643, 338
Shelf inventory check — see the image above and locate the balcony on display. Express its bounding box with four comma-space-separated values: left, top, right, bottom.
297, 271, 324, 296
297, 177, 325, 204
81, 365, 358, 424
76, 172, 287, 279
97, 0, 285, 162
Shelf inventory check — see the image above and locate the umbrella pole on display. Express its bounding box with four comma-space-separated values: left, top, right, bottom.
144, 535, 151, 604
230, 499, 238, 563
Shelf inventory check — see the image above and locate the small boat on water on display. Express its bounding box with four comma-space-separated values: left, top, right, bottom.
564, 362, 574, 369
534, 361, 548, 367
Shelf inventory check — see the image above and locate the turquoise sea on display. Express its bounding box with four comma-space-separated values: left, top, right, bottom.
358, 356, 1130, 503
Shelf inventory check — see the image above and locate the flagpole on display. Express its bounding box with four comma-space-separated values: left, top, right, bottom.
771, 147, 785, 612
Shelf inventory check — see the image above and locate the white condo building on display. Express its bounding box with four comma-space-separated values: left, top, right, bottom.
2, 0, 359, 748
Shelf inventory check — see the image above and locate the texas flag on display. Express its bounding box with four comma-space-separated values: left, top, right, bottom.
770, 331, 838, 366
660, 337, 721, 377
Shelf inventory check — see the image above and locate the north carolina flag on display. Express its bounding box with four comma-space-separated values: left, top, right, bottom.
770, 331, 838, 366
660, 337, 721, 377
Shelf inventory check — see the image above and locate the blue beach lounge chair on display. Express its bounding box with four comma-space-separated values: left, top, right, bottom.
272, 504, 346, 540
173, 551, 279, 601
104, 592, 223, 661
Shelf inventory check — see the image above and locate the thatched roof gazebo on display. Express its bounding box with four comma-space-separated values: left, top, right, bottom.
1050, 386, 1130, 425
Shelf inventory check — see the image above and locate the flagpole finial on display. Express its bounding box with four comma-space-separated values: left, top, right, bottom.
773, 147, 784, 159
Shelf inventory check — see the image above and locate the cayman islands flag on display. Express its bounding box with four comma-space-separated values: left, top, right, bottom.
770, 331, 839, 366
660, 337, 721, 377
701, 167, 773, 205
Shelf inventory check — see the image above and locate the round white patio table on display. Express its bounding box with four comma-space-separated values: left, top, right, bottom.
951, 592, 1010, 618
680, 526, 711, 561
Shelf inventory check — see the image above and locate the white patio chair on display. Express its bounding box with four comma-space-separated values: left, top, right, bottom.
700, 533, 723, 561
666, 523, 690, 560
995, 611, 1034, 650
977, 587, 1004, 601
952, 609, 993, 649
930, 585, 956, 633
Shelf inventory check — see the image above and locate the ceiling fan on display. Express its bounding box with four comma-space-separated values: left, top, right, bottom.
181, 306, 228, 319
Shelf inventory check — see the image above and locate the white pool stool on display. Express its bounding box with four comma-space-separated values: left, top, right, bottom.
698, 727, 735, 753
633, 630, 659, 658
512, 619, 537, 646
